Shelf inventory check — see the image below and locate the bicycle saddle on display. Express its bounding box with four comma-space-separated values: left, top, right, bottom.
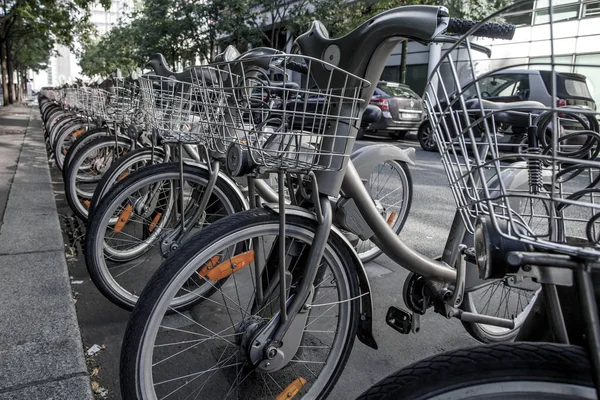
466, 99, 545, 111
465, 99, 545, 127
145, 53, 173, 77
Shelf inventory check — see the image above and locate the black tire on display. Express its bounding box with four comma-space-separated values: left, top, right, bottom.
49, 115, 80, 148
120, 208, 360, 400
62, 127, 110, 180
53, 121, 91, 171
88, 146, 165, 220
85, 162, 246, 310
389, 131, 407, 140
356, 343, 594, 400
64, 136, 132, 221
418, 120, 437, 152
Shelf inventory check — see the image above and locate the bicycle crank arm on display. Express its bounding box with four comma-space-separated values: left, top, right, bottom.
448, 307, 515, 329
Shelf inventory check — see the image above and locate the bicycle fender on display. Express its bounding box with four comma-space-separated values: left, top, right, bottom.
183, 159, 250, 210
351, 144, 415, 181
263, 204, 378, 350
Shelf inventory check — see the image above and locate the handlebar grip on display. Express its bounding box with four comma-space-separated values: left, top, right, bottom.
286, 60, 309, 74
447, 18, 516, 40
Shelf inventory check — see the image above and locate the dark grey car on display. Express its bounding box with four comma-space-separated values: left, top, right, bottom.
360, 81, 424, 140
418, 69, 597, 151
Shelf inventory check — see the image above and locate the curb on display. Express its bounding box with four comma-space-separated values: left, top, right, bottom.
0, 108, 93, 399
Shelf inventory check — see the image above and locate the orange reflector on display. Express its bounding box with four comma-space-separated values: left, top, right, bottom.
275, 377, 306, 400
148, 212, 162, 233
386, 211, 397, 226
72, 128, 85, 138
117, 172, 129, 181
198, 250, 255, 281
62, 149, 67, 155
113, 204, 133, 233
83, 200, 91, 209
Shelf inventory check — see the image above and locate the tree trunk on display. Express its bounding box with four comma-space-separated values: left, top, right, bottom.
400, 41, 408, 84
1, 41, 9, 106
16, 71, 21, 103
7, 39, 14, 104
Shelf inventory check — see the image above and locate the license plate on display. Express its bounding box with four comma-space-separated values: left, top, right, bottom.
401, 113, 420, 119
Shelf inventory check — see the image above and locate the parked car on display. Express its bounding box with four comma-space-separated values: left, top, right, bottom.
358, 81, 424, 140
417, 69, 597, 151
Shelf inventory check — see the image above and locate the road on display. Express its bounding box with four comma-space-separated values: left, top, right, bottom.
51, 133, 478, 399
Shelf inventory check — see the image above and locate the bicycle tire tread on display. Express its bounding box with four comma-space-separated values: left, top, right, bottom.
356, 343, 591, 400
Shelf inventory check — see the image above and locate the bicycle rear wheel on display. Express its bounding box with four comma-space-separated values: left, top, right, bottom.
355, 159, 412, 263
120, 208, 360, 400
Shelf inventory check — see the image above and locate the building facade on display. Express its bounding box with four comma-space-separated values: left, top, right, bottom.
30, 0, 135, 89
384, 0, 600, 103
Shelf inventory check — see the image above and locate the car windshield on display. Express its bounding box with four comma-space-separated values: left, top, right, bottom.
462, 74, 529, 98
378, 82, 419, 98
565, 78, 592, 98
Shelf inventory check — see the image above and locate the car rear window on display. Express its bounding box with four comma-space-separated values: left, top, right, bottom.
539, 71, 593, 99
565, 79, 592, 98
377, 82, 419, 99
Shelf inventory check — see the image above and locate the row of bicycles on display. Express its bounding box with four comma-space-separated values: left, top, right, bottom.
39, 2, 600, 399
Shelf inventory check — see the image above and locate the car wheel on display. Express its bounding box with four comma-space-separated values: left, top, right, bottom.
418, 121, 437, 152
389, 131, 407, 140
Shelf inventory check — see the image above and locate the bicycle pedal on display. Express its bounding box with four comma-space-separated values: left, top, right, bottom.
386, 306, 418, 334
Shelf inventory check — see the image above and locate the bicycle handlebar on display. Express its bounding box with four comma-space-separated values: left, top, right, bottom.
447, 18, 516, 40
284, 60, 309, 74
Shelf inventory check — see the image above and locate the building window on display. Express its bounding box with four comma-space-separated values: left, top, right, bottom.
506, 12, 534, 25
534, 4, 580, 24
583, 1, 600, 17
529, 55, 574, 72
575, 53, 600, 104
406, 64, 429, 95
381, 66, 399, 82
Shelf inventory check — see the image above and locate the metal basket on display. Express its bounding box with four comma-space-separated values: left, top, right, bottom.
90, 89, 110, 120
106, 80, 142, 126
188, 54, 369, 172
64, 88, 78, 110
139, 75, 206, 143
424, 2, 600, 258
76, 87, 93, 114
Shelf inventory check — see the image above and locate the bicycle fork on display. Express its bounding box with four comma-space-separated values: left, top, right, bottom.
249, 173, 333, 372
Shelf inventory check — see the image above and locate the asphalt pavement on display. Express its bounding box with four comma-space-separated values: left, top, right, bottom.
49, 132, 478, 399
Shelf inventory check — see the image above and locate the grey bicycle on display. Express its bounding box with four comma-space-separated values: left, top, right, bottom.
119, 6, 542, 399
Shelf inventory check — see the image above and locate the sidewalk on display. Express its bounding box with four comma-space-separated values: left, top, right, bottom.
0, 104, 93, 399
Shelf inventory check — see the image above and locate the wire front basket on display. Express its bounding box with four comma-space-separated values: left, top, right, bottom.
139, 76, 204, 144
424, 2, 600, 258
106, 80, 142, 126
140, 54, 369, 172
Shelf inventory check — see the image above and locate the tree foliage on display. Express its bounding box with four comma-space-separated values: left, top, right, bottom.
0, 0, 110, 104
78, 0, 511, 79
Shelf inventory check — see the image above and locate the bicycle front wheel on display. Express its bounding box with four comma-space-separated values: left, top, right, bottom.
120, 208, 361, 400
356, 343, 595, 400
85, 162, 245, 310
